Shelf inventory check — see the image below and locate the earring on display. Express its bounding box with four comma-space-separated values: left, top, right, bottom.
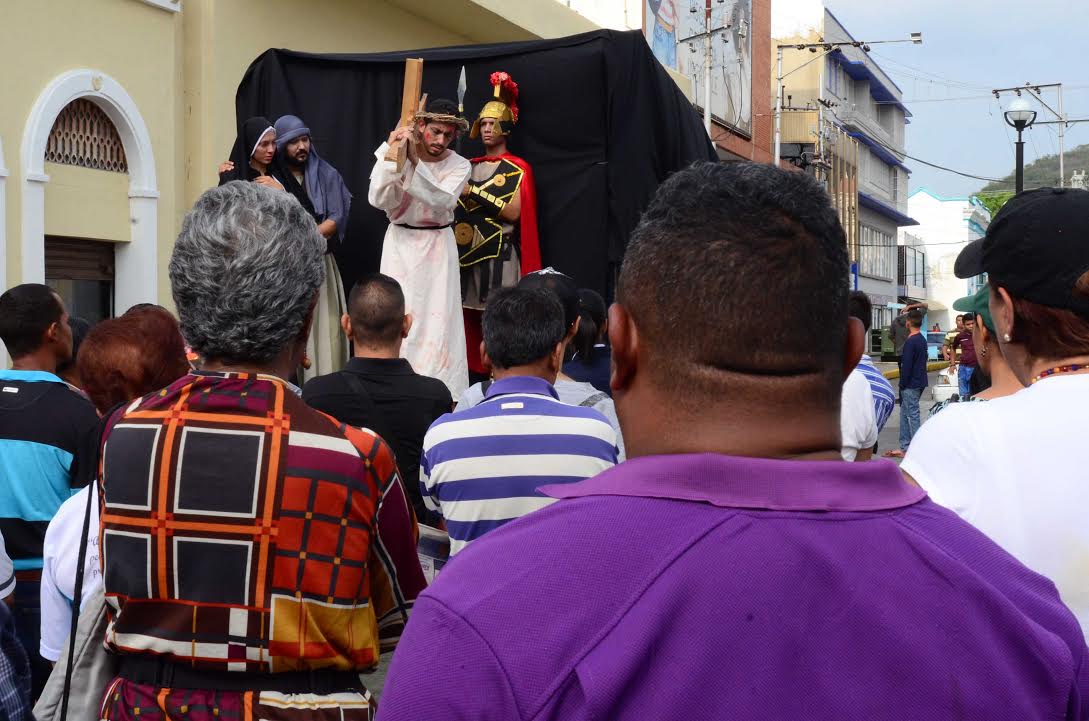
979, 346, 988, 357
301, 353, 312, 370
1003, 333, 1011, 343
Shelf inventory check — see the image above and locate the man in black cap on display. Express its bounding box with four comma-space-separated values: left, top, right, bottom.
903, 187, 1089, 640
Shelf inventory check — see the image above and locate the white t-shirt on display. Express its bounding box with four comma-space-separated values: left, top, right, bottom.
0, 531, 13, 600
840, 369, 879, 461
40, 485, 102, 662
902, 374, 1089, 637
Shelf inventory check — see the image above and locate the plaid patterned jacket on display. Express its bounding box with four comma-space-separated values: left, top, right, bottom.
99, 371, 426, 673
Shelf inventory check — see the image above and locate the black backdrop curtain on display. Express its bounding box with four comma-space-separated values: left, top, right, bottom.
234, 29, 716, 298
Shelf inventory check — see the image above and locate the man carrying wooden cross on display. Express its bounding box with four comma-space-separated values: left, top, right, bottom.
368, 95, 472, 398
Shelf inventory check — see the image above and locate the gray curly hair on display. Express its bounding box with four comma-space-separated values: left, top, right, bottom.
169, 181, 325, 363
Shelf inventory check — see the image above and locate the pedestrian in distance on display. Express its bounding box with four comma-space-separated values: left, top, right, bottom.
884, 310, 927, 458
952, 311, 980, 398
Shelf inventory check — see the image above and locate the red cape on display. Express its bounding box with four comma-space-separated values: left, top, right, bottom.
468, 152, 541, 274
464, 152, 542, 375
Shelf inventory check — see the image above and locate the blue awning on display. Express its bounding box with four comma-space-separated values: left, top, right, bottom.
858, 191, 918, 226
847, 131, 911, 174
831, 52, 912, 118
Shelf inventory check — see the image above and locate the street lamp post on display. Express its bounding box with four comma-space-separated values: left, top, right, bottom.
1003, 97, 1037, 194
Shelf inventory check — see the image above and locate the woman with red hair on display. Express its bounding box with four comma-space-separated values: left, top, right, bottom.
38, 307, 190, 664
77, 307, 190, 414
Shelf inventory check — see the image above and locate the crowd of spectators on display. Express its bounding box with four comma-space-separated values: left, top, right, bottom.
1, 173, 1088, 720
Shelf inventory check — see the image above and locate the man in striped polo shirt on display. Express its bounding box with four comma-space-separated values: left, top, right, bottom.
420, 286, 618, 554
848, 291, 895, 430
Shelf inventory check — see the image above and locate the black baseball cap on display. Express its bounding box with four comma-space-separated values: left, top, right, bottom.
955, 187, 1089, 317
517, 268, 581, 330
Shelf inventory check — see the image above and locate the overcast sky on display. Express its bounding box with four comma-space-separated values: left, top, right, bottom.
824, 0, 1089, 198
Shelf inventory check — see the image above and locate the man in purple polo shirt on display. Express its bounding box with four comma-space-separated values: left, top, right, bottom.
377, 163, 1089, 720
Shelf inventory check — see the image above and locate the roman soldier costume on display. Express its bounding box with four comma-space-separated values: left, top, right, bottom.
456, 72, 542, 376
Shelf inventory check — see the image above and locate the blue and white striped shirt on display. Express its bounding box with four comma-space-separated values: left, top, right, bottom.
856, 354, 895, 432
421, 376, 618, 555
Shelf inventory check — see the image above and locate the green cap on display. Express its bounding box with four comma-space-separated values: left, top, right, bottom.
953, 284, 994, 333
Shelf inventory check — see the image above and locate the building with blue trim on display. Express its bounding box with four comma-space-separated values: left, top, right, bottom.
772, 2, 919, 342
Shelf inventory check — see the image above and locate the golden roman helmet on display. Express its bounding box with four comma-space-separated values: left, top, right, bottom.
470, 71, 520, 139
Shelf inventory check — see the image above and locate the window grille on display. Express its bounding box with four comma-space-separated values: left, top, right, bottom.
45, 99, 128, 172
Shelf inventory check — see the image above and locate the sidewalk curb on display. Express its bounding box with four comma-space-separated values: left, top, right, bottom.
882, 361, 950, 380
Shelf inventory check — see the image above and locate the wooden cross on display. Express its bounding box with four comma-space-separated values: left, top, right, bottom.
385, 58, 425, 171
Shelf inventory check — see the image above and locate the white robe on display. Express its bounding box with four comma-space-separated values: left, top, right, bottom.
368, 142, 471, 398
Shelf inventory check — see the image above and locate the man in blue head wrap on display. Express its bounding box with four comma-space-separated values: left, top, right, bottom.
273, 115, 353, 249
273, 114, 352, 380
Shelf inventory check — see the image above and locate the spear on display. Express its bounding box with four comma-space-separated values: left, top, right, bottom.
456, 65, 467, 155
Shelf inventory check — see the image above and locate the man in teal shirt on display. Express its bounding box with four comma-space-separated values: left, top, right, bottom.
0, 284, 97, 697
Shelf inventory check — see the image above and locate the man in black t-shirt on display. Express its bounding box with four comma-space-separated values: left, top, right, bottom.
303, 274, 452, 524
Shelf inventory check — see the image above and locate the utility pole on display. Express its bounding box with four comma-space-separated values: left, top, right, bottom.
1058, 88, 1065, 186
677, 0, 731, 138
993, 83, 1066, 187
774, 45, 784, 163
816, 71, 824, 181
703, 0, 712, 134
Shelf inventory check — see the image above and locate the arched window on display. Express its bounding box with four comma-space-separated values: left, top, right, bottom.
44, 99, 128, 172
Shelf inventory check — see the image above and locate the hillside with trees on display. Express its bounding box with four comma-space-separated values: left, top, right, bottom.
973, 142, 1089, 215
978, 142, 1089, 195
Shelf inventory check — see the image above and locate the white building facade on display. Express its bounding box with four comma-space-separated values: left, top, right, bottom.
900, 188, 990, 331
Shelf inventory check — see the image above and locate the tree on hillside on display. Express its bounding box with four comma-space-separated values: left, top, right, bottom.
974, 191, 1013, 217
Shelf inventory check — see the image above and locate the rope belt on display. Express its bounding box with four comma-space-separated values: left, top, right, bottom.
392, 221, 454, 230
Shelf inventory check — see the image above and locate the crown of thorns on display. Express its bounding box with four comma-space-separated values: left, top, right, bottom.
413, 111, 470, 131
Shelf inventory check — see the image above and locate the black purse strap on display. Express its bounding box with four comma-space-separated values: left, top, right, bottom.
58, 476, 95, 721
60, 403, 123, 721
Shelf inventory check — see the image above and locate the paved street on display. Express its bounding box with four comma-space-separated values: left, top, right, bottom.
876, 370, 944, 458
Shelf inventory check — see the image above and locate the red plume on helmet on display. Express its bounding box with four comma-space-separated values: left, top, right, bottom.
489, 71, 520, 123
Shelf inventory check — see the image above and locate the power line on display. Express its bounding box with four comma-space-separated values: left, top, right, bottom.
1028, 126, 1042, 160
883, 94, 995, 104
825, 106, 1003, 182
993, 97, 1017, 168
867, 51, 992, 92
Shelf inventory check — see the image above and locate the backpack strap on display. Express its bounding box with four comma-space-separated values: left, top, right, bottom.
342, 370, 371, 400
579, 391, 608, 408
